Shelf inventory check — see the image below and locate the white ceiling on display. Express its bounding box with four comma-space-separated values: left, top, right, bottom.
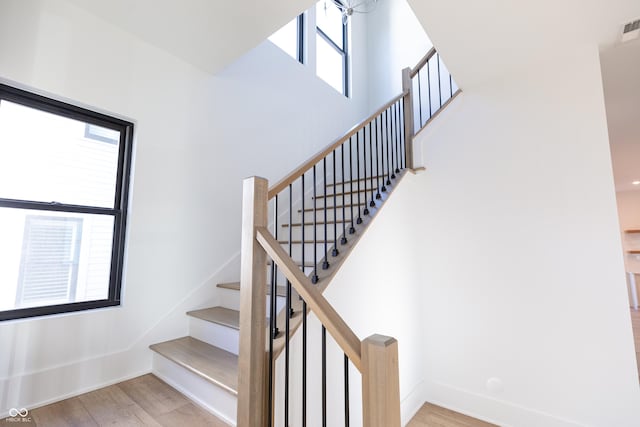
64, 0, 316, 74
63, 0, 640, 193
406, 0, 640, 193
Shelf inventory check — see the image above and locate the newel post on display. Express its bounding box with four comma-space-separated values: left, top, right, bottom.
361, 334, 401, 427
237, 176, 269, 427
402, 67, 415, 169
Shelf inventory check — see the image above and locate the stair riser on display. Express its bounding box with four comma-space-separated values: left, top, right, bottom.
218, 287, 286, 313
314, 194, 377, 208
299, 205, 374, 222
281, 223, 357, 241
280, 243, 338, 264
189, 317, 239, 355
152, 354, 237, 425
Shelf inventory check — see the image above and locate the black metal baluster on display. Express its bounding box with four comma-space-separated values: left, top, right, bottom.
348, 137, 355, 234
267, 195, 279, 427
342, 144, 353, 245
332, 150, 339, 257
302, 297, 307, 427
322, 158, 329, 269
427, 59, 432, 120
375, 116, 382, 200
362, 125, 370, 216
416, 69, 423, 129
301, 173, 307, 427
356, 130, 362, 224
271, 195, 279, 339
344, 354, 350, 427
381, 110, 387, 193
312, 165, 319, 284
369, 122, 376, 207
322, 326, 327, 427
395, 101, 400, 174
285, 187, 292, 427
437, 53, 442, 108
399, 102, 405, 169
386, 108, 392, 186
288, 186, 293, 316
391, 103, 396, 180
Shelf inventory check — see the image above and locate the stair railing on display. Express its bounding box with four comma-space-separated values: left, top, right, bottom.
403, 47, 461, 141
237, 47, 459, 427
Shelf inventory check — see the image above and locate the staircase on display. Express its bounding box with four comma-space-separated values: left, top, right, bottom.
148, 47, 459, 426
148, 173, 406, 425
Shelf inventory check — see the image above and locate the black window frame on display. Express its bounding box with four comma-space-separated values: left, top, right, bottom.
296, 13, 305, 64
0, 83, 133, 321
316, 0, 349, 96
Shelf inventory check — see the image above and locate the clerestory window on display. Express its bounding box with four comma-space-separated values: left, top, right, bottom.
316, 0, 349, 96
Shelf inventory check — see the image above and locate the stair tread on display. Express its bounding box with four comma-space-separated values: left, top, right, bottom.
187, 306, 241, 329
217, 281, 288, 297
326, 175, 387, 187
298, 202, 367, 212
282, 219, 348, 227
313, 189, 374, 199
278, 240, 336, 244
150, 336, 238, 395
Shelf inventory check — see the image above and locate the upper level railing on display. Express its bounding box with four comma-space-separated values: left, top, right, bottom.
237, 47, 459, 427
403, 47, 461, 137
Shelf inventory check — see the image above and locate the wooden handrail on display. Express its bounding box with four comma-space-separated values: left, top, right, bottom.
255, 226, 362, 370
267, 92, 408, 199
409, 46, 437, 78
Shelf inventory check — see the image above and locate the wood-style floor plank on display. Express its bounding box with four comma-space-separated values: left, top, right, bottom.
23, 374, 230, 427
408, 403, 496, 427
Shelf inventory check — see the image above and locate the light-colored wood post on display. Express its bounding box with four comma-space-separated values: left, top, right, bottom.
361, 334, 401, 427
402, 67, 415, 169
237, 176, 269, 427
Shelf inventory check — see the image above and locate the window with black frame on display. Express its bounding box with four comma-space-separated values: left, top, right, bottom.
269, 14, 305, 64
316, 0, 349, 96
0, 83, 133, 321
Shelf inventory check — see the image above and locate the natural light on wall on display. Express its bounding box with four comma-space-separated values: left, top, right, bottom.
269, 16, 301, 62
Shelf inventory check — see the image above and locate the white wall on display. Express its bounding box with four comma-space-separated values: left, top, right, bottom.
0, 0, 373, 414
411, 46, 640, 426
366, 0, 432, 109
322, 173, 429, 425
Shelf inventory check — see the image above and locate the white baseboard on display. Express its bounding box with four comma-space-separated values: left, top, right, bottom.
423, 381, 585, 427
401, 380, 427, 426
0, 361, 150, 419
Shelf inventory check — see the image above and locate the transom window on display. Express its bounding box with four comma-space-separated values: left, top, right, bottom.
269, 14, 305, 64
0, 84, 133, 321
316, 0, 349, 96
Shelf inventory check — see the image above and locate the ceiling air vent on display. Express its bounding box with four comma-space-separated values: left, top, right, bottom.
622, 19, 640, 42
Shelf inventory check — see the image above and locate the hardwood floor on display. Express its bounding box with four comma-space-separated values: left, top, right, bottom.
19, 374, 229, 426
3, 373, 493, 426
408, 403, 496, 427
631, 308, 640, 378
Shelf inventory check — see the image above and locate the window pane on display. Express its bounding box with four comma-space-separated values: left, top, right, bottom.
316, 0, 343, 49
0, 100, 120, 208
316, 34, 345, 94
0, 207, 114, 311
269, 16, 299, 61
